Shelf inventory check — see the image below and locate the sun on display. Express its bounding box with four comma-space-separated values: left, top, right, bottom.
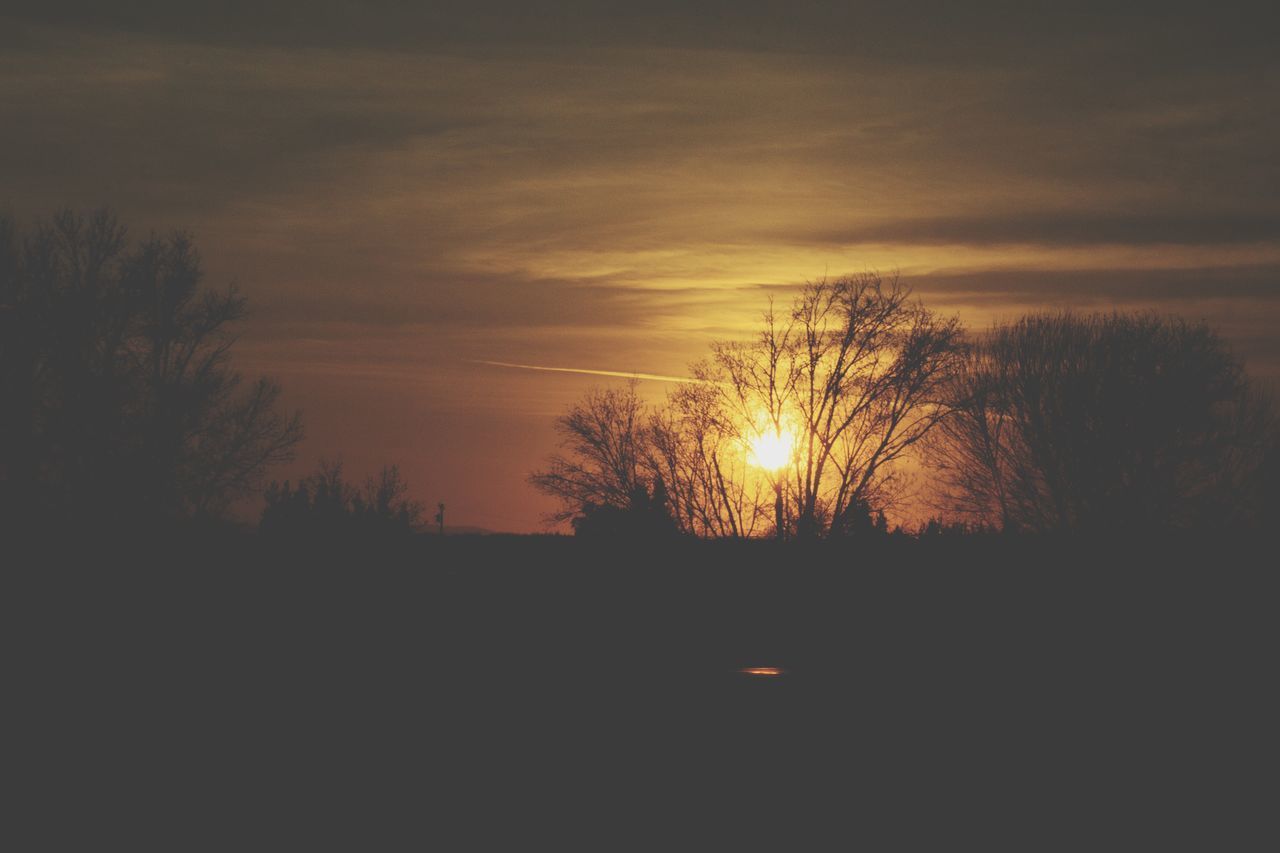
747, 425, 796, 472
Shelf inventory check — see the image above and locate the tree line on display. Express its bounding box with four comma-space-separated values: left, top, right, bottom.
532, 274, 1279, 538
5, 209, 1274, 540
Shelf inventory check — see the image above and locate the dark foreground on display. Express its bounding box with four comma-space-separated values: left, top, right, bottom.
9, 534, 1276, 847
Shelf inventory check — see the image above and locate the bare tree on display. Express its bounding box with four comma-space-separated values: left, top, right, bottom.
698, 273, 962, 538
926, 312, 1276, 532
261, 460, 424, 535
0, 208, 302, 528
647, 376, 772, 538
530, 273, 962, 540
359, 464, 424, 527
529, 381, 653, 525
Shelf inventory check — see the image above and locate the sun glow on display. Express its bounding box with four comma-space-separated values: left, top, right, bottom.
747, 424, 796, 472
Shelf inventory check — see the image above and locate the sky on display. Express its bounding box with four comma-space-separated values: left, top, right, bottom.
3, 3, 1278, 531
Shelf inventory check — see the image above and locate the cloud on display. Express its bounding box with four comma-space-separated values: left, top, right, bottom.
471, 360, 700, 385
8, 4, 1276, 74
798, 212, 1280, 248
908, 265, 1280, 303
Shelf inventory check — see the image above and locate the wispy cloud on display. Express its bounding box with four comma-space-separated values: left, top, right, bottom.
471, 360, 699, 385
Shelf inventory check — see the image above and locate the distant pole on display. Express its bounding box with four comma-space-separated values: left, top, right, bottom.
435, 502, 445, 536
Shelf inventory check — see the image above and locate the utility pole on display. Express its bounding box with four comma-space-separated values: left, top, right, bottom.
435, 502, 445, 536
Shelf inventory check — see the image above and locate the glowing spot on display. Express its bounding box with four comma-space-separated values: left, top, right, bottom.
740, 667, 785, 677
747, 426, 795, 472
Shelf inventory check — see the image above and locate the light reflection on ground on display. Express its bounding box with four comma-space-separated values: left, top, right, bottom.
739, 667, 785, 677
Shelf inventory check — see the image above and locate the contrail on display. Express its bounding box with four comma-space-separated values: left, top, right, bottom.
471, 360, 702, 385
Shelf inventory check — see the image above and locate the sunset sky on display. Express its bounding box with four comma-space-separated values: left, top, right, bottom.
4, 3, 1278, 531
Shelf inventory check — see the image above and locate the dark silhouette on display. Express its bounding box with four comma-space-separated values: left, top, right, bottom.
654, 273, 962, 538
926, 311, 1277, 532
916, 516, 994, 537
697, 273, 962, 539
828, 494, 890, 539
0, 209, 302, 532
570, 481, 681, 540
260, 459, 425, 537
533, 274, 963, 538
537, 299, 1277, 539
528, 381, 654, 531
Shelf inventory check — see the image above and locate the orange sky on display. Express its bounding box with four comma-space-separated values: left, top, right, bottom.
4, 5, 1278, 530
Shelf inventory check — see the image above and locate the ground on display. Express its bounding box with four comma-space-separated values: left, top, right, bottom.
10, 533, 1273, 846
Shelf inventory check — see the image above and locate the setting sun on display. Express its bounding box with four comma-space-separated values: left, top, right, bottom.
747, 426, 796, 472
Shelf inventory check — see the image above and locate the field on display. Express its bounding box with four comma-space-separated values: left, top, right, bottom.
11, 534, 1273, 844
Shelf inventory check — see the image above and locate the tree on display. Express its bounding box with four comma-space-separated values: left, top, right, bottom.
0, 208, 302, 529
531, 273, 962, 539
925, 311, 1277, 532
529, 381, 648, 524
695, 273, 962, 538
528, 381, 678, 537
569, 481, 680, 540
261, 459, 425, 536
647, 379, 773, 538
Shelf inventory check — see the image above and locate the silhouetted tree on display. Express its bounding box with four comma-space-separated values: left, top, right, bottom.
829, 494, 887, 538
530, 382, 647, 519
261, 459, 424, 536
916, 516, 988, 537
647, 380, 773, 537
570, 482, 680, 540
528, 381, 684, 538
0, 209, 302, 530
926, 312, 1276, 532
690, 273, 962, 538
533, 274, 962, 539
